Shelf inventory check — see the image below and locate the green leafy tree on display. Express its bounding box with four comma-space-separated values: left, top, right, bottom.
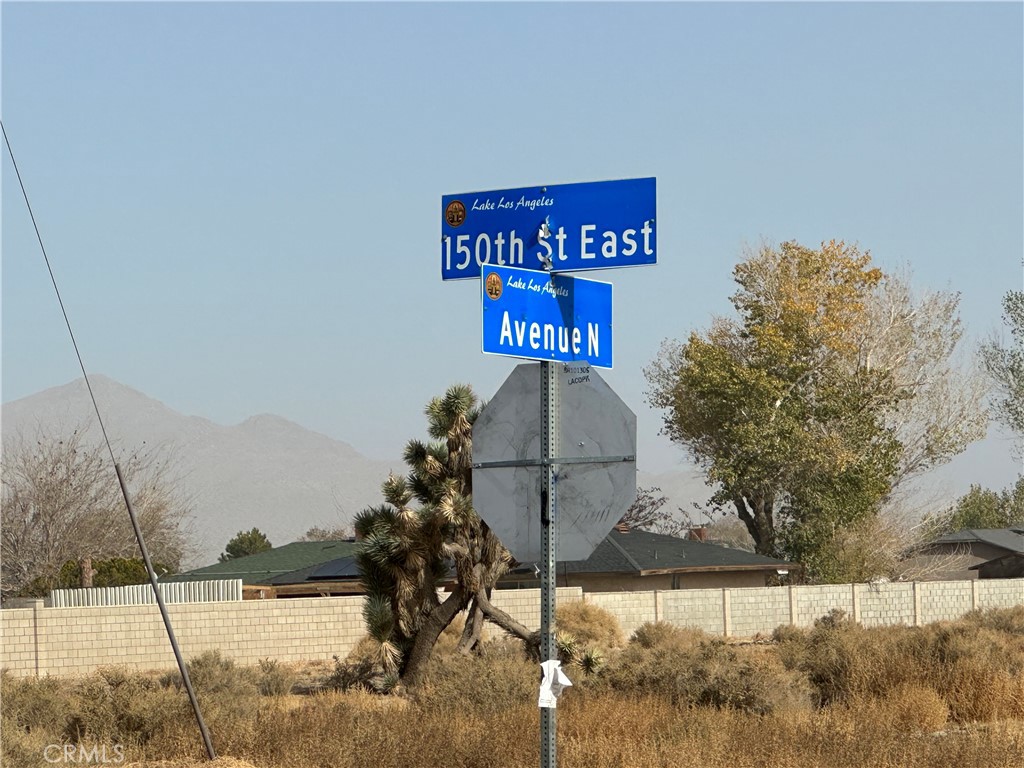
645, 241, 981, 581
219, 528, 272, 562
55, 557, 172, 588
354, 384, 534, 692
646, 241, 900, 564
980, 290, 1024, 440
299, 524, 354, 541
922, 478, 1024, 539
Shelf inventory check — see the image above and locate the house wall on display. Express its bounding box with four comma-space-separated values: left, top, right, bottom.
678, 571, 766, 590
567, 573, 674, 592
564, 571, 767, 592
908, 542, 1019, 581
979, 556, 1024, 579
3, 578, 1022, 678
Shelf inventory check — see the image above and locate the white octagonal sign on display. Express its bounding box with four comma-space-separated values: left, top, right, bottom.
472, 363, 637, 562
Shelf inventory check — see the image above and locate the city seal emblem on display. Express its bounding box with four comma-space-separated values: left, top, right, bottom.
485, 271, 503, 300
445, 200, 467, 228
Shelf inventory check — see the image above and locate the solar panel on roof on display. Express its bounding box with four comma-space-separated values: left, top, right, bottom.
308, 557, 362, 580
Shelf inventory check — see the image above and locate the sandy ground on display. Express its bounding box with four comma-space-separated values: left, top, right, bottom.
125, 760, 258, 768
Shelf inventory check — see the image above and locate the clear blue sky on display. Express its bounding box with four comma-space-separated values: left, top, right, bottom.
3, 3, 1021, 494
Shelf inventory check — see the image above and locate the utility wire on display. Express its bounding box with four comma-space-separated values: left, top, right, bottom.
1, 120, 116, 461
2, 121, 217, 762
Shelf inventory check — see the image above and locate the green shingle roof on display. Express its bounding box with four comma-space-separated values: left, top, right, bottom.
162, 540, 359, 585
560, 529, 795, 574
167, 529, 793, 588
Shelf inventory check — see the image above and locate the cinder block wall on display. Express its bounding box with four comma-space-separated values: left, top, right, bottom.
660, 589, 725, 635
978, 579, 1024, 609
858, 582, 916, 627
586, 590, 657, 637
730, 587, 791, 637
919, 581, 974, 623
1, 605, 37, 675
3, 579, 1022, 678
0, 597, 365, 678
794, 584, 855, 626
490, 587, 583, 630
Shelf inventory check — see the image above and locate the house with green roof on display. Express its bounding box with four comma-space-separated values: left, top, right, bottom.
191, 526, 794, 597
498, 526, 796, 591
162, 539, 359, 598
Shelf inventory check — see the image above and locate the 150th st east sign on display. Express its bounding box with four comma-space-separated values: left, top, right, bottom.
441, 177, 656, 280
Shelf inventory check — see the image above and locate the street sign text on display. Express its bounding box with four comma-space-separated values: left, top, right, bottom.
441, 177, 656, 280
481, 265, 613, 368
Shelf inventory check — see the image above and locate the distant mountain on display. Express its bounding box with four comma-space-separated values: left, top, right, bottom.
1, 376, 401, 567
1, 376, 711, 569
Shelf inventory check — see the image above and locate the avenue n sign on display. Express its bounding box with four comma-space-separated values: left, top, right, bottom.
481, 265, 613, 368
441, 177, 656, 280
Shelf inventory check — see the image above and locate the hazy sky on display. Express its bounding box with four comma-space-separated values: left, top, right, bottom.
3, 2, 1021, 495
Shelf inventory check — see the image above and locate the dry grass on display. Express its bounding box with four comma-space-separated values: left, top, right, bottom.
774, 608, 1024, 723
555, 600, 625, 651
4, 607, 1024, 768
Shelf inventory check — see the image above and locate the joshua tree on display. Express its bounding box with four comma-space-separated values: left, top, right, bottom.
355, 384, 534, 691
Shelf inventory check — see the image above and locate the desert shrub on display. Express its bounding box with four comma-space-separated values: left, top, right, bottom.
599, 630, 811, 715
159, 650, 261, 734
326, 636, 387, 693
0, 672, 74, 735
961, 605, 1024, 635
771, 623, 807, 648
0, 668, 188, 766
326, 655, 376, 693
0, 673, 81, 768
923, 621, 1024, 672
630, 621, 709, 650
0, 725, 52, 768
940, 657, 1024, 723
556, 601, 624, 650
256, 658, 295, 696
842, 683, 949, 733
815, 607, 855, 630
185, 650, 257, 697
418, 638, 536, 714
63, 667, 184, 745
793, 621, 875, 705
780, 612, 1024, 723
161, 650, 260, 698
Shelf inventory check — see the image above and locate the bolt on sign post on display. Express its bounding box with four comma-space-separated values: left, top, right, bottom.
441, 178, 654, 768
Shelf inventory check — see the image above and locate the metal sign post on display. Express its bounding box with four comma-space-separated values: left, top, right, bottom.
540, 360, 558, 768
474, 360, 635, 768
445, 176, 654, 768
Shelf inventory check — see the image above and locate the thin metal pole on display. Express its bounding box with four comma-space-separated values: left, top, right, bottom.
3, 122, 216, 762
114, 463, 217, 760
540, 361, 558, 768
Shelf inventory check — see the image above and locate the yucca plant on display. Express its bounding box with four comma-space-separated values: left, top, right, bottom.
352, 384, 533, 691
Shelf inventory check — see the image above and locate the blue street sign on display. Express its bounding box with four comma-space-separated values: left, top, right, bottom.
481, 265, 613, 368
442, 177, 655, 280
